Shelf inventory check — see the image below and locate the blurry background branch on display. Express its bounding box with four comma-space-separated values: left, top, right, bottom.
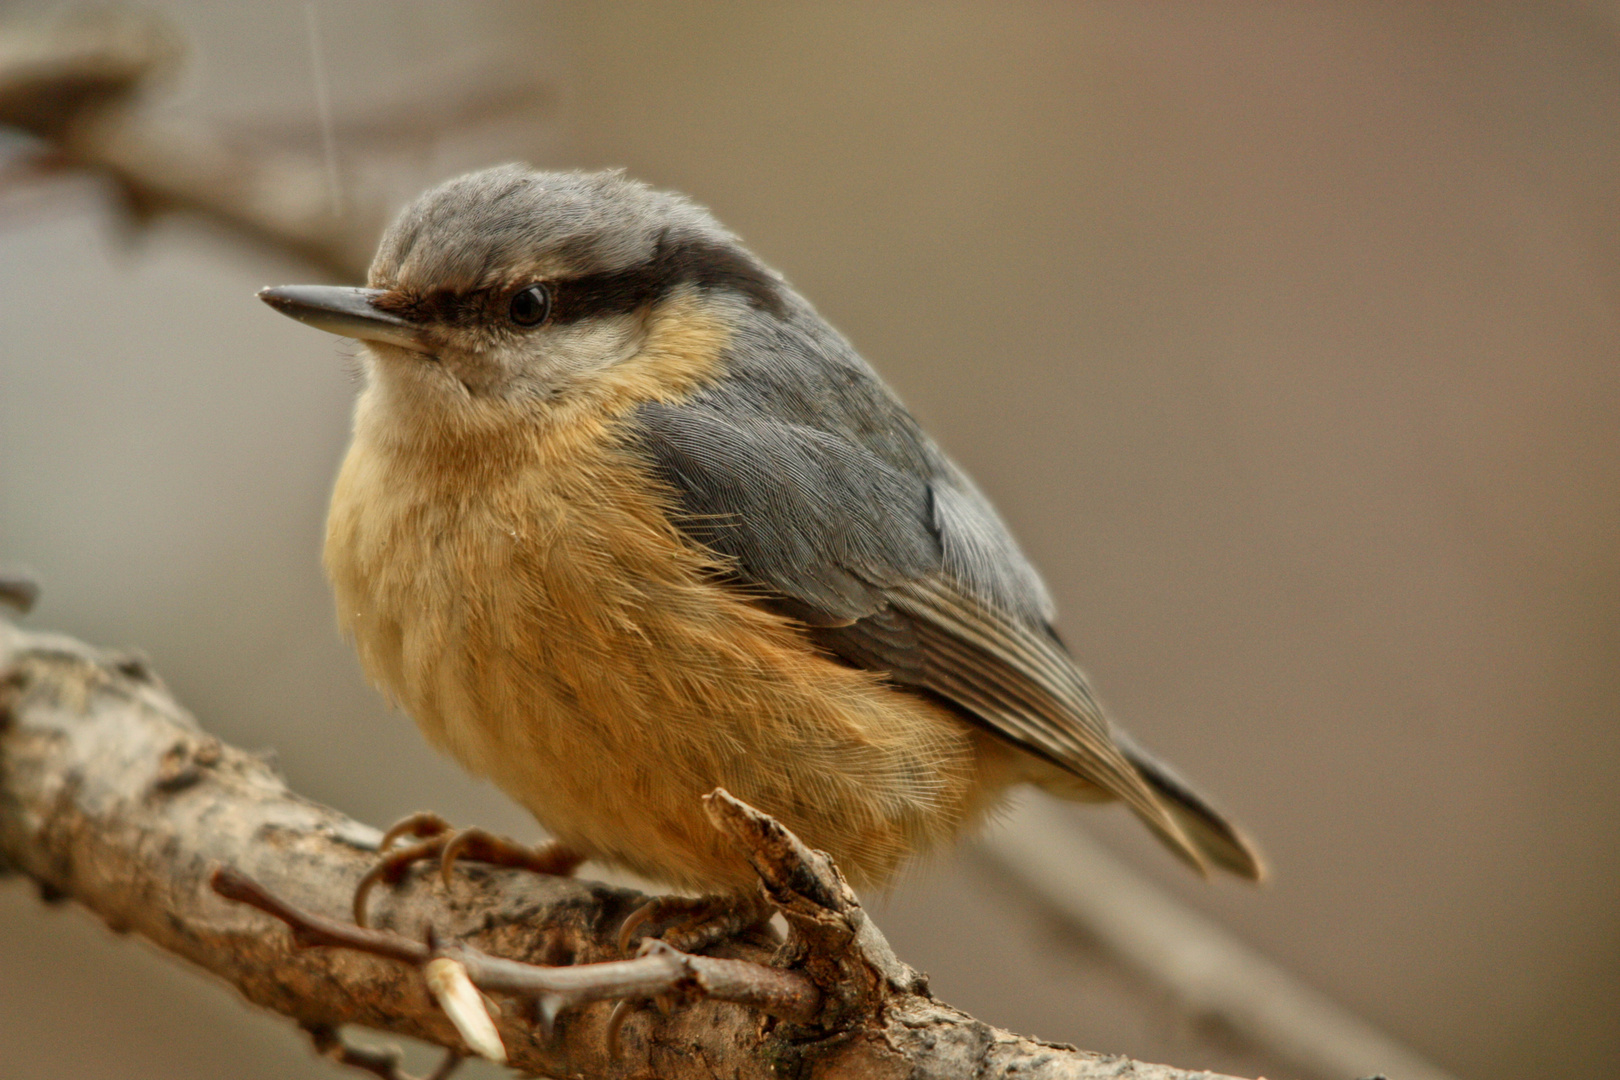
0, 8, 549, 280
971, 812, 1456, 1080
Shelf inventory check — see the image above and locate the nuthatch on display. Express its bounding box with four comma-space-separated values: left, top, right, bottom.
260, 165, 1262, 939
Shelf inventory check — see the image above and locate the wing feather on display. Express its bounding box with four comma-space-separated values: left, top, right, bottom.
888, 582, 1198, 860
630, 395, 1207, 868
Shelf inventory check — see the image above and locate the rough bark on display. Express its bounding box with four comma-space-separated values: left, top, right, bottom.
0, 618, 1248, 1080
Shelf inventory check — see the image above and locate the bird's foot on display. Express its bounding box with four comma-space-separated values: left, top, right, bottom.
352, 811, 584, 927
615, 891, 774, 957
604, 892, 777, 1058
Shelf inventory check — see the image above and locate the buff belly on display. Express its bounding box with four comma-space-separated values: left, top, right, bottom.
324, 402, 1014, 894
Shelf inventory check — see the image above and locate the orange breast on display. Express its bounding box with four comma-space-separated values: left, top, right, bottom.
322, 295, 1014, 892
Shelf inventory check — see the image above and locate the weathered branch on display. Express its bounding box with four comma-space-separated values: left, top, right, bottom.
0, 618, 1247, 1079
210, 862, 821, 1028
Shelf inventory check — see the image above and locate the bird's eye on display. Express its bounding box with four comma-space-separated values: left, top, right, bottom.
508, 284, 552, 327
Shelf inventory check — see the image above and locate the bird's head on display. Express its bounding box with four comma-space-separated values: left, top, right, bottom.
260, 165, 783, 435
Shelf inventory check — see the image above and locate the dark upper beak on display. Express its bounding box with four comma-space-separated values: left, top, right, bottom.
257, 285, 430, 352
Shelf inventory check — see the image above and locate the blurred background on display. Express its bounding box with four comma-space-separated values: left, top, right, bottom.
2, 3, 1616, 1079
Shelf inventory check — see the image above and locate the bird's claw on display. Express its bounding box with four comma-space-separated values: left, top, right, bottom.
601, 896, 773, 1059
351, 812, 584, 927
615, 892, 774, 957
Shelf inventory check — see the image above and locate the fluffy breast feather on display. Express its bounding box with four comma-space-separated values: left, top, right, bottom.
322, 297, 1013, 892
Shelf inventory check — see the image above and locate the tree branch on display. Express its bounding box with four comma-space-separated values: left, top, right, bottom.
209, 862, 822, 1028
0, 618, 1247, 1079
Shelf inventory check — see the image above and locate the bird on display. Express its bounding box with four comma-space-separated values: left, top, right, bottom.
259, 164, 1262, 945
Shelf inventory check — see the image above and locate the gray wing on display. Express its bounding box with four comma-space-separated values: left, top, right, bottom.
629, 390, 1207, 869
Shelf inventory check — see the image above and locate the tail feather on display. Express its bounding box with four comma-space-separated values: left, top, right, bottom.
1115, 732, 1267, 882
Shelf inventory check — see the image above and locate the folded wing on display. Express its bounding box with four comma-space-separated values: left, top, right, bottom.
631, 390, 1260, 880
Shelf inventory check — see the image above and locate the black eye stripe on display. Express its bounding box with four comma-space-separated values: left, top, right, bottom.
547, 237, 784, 324
547, 265, 663, 324
376, 237, 784, 327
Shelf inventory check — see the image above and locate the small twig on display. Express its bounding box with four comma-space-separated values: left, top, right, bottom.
703, 787, 922, 1015
210, 867, 823, 1026
211, 868, 427, 964
420, 1050, 463, 1080
305, 1024, 462, 1080
703, 787, 846, 911
419, 1049, 463, 1080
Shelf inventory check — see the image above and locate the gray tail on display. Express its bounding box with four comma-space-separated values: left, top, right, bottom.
1117, 732, 1267, 882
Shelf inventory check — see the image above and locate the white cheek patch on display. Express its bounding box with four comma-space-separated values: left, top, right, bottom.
368, 311, 650, 403
500, 312, 647, 396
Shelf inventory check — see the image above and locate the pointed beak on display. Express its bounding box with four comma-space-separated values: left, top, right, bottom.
257, 285, 430, 352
